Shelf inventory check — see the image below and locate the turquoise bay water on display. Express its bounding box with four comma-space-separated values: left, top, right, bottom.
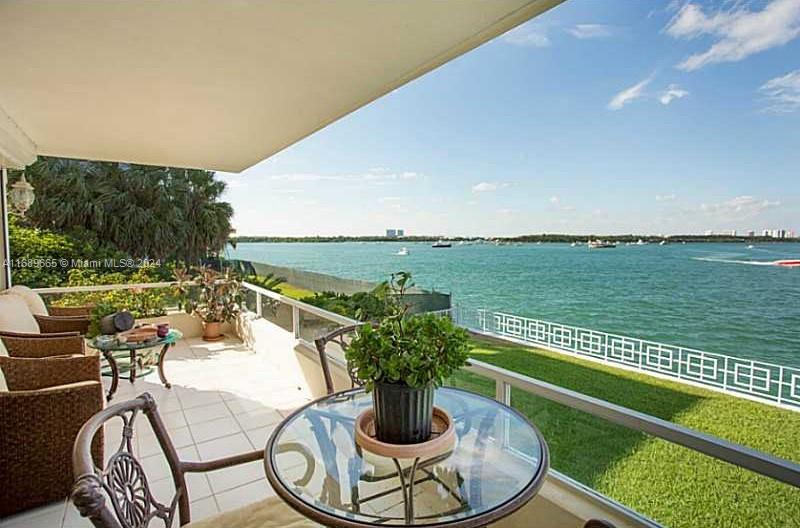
227, 242, 800, 367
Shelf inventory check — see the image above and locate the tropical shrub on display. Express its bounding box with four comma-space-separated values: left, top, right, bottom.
7, 215, 131, 287
300, 282, 394, 321
52, 266, 175, 336
345, 272, 470, 391
179, 266, 243, 324
244, 273, 286, 293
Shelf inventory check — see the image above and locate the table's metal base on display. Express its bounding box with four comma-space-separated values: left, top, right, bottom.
101, 342, 173, 401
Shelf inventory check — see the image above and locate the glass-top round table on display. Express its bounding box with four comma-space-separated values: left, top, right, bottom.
264, 387, 548, 528
87, 329, 182, 401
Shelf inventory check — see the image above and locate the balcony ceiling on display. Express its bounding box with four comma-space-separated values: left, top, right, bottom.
0, 0, 561, 171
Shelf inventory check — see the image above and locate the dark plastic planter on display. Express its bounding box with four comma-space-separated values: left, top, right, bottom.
372, 381, 434, 444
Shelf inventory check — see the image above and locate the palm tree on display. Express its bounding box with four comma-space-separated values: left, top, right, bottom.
15, 157, 234, 263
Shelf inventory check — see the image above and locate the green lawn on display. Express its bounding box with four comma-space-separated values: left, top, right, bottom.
448, 335, 800, 528
276, 282, 316, 300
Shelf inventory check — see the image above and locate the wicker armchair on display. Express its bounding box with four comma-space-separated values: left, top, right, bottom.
33, 313, 91, 334
1, 286, 91, 335
0, 353, 104, 517
48, 305, 93, 317
71, 393, 318, 527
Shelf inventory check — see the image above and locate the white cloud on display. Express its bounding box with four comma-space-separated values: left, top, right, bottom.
466, 200, 478, 206
567, 24, 615, 39
608, 76, 652, 110
698, 196, 781, 218
656, 194, 677, 202
665, 0, 800, 71
501, 22, 550, 47
270, 168, 420, 184
549, 196, 560, 204
378, 196, 402, 204
472, 182, 497, 193
659, 84, 689, 105
759, 70, 800, 112
472, 182, 510, 193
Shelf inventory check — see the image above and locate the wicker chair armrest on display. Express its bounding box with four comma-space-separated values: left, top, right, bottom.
35, 314, 91, 335
0, 379, 100, 398
0, 354, 100, 391
0, 330, 80, 338
48, 305, 93, 317
0, 332, 86, 358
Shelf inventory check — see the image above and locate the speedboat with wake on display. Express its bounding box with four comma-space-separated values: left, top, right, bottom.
396, 247, 409, 256
774, 260, 800, 268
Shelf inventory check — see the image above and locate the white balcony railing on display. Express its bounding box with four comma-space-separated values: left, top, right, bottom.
441, 308, 800, 412
238, 282, 800, 491
30, 281, 800, 492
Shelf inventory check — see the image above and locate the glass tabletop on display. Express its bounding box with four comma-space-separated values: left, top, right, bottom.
265, 387, 548, 527
87, 329, 183, 351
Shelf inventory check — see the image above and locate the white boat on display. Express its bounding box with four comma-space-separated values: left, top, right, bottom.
636, 239, 648, 245
396, 247, 409, 256
747, 244, 755, 249
660, 240, 668, 246
432, 240, 451, 248
588, 240, 616, 249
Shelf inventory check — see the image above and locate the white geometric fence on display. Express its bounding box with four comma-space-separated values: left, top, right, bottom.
453, 308, 800, 411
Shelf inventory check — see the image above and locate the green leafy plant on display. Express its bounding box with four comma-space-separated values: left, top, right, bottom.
179, 266, 243, 323
300, 282, 394, 321
244, 273, 286, 293
345, 272, 470, 391
52, 266, 174, 336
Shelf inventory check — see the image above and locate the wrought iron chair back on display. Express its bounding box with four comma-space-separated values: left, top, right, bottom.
71, 392, 264, 528
313, 323, 363, 395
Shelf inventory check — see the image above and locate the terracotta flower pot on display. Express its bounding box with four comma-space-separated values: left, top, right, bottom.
202, 321, 223, 341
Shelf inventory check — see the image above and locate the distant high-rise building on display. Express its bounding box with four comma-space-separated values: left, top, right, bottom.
397, 229, 405, 237
386, 228, 405, 238
746, 230, 755, 237
704, 230, 714, 236
763, 229, 771, 237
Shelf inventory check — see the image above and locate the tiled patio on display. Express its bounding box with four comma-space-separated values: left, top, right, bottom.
2, 336, 314, 528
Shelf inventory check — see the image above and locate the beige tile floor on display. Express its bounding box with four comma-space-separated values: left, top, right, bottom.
1, 336, 314, 528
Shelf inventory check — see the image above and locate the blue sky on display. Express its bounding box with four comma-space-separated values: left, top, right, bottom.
220, 0, 800, 237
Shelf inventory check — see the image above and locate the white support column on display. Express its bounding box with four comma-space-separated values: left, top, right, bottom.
292, 305, 300, 339
0, 166, 10, 289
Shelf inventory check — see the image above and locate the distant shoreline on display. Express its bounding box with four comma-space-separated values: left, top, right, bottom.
231, 235, 800, 244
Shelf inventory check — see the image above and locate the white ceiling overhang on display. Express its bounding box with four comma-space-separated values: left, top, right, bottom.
0, 0, 563, 172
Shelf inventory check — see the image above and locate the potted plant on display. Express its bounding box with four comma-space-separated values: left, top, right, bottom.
182, 266, 243, 341
346, 272, 470, 444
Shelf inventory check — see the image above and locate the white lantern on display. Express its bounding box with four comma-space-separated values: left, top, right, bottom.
9, 173, 35, 216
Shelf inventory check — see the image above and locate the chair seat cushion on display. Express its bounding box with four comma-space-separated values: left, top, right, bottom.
186, 496, 320, 528
0, 293, 40, 334
8, 285, 49, 316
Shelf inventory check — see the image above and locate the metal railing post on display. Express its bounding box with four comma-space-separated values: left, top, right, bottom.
256, 292, 262, 318
495, 379, 511, 405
